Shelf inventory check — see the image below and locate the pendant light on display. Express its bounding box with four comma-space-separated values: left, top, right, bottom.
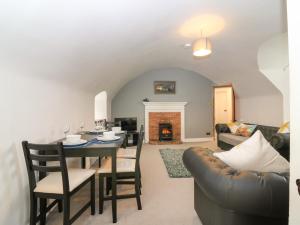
192, 30, 212, 57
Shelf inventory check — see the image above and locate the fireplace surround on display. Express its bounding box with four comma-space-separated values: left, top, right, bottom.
143, 102, 187, 143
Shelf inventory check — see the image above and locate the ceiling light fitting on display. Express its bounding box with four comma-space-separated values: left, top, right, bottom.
193, 37, 212, 57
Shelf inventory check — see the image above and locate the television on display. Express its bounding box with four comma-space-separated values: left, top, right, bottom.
114, 117, 137, 132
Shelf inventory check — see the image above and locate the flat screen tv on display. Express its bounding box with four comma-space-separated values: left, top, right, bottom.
114, 117, 137, 132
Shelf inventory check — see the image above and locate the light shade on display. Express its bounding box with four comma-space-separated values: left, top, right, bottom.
193, 37, 212, 57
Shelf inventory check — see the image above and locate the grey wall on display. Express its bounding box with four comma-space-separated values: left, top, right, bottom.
111, 68, 214, 138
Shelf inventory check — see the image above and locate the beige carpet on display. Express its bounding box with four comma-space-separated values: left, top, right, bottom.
46, 141, 218, 225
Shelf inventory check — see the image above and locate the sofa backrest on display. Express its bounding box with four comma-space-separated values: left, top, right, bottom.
247, 123, 290, 161
250, 124, 279, 141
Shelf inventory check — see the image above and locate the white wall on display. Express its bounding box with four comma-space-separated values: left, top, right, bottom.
0, 71, 94, 225
287, 2, 300, 224
235, 94, 283, 126
258, 33, 289, 121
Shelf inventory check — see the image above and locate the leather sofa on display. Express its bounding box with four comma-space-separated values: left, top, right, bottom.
215, 123, 290, 160
183, 138, 290, 225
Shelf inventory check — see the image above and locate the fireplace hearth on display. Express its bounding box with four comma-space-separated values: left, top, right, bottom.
159, 123, 173, 141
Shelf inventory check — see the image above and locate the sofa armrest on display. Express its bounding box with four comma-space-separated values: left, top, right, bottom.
270, 133, 290, 160
183, 147, 289, 218
215, 123, 230, 134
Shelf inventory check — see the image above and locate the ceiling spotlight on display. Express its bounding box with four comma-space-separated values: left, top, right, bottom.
183, 43, 192, 48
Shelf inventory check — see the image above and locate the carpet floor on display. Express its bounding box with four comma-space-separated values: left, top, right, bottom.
45, 141, 218, 225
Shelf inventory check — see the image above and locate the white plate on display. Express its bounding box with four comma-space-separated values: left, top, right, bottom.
114, 131, 125, 134
97, 136, 121, 142
63, 139, 88, 146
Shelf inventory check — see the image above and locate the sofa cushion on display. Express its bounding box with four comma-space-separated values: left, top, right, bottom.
219, 133, 248, 146
278, 122, 290, 134
236, 124, 257, 137
227, 122, 241, 134
213, 130, 290, 173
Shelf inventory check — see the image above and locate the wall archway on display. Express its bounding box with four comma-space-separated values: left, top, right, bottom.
95, 91, 107, 121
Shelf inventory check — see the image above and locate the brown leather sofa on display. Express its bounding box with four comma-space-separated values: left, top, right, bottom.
183, 144, 289, 225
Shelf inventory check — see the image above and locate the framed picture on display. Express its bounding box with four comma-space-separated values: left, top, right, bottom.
154, 81, 176, 94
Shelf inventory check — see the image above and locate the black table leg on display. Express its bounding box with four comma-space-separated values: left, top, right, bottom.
111, 149, 117, 223
81, 157, 86, 169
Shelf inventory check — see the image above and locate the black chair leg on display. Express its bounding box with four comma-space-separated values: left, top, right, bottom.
98, 157, 101, 167
91, 176, 95, 215
99, 175, 104, 214
139, 166, 142, 188
30, 195, 37, 225
58, 200, 63, 213
106, 177, 112, 195
139, 173, 142, 195
135, 177, 142, 210
63, 196, 70, 225
139, 181, 142, 195
40, 198, 47, 225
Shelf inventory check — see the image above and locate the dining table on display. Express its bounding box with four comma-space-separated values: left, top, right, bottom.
44, 131, 127, 223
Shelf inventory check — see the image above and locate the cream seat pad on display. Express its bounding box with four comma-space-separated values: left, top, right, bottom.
34, 168, 95, 194
98, 158, 135, 174
117, 147, 137, 158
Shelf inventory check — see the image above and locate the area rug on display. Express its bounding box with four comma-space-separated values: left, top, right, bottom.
159, 149, 191, 178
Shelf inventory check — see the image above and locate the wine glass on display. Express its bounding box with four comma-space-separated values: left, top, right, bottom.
80, 122, 85, 134
95, 124, 101, 135
63, 125, 70, 138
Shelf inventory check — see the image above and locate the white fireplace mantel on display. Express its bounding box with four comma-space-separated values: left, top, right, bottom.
143, 102, 187, 143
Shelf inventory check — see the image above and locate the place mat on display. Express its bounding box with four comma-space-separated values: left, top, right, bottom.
63, 138, 121, 149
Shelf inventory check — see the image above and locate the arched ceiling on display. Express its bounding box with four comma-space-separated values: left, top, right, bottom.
0, 0, 286, 98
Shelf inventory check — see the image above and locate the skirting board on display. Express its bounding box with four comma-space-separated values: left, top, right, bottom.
183, 137, 214, 143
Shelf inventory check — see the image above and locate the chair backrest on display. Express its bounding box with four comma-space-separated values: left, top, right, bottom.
135, 125, 144, 171
22, 141, 69, 194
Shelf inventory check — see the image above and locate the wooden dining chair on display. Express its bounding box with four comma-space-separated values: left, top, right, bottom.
22, 141, 96, 225
117, 125, 144, 159
97, 125, 144, 220
105, 125, 144, 195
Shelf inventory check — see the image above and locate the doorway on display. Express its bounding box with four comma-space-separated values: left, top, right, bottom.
213, 85, 235, 137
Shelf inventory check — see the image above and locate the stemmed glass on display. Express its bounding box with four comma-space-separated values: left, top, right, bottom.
95, 121, 101, 135
80, 122, 85, 134
63, 124, 70, 138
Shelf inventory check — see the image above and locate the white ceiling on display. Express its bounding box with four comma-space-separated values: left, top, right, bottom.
0, 0, 286, 98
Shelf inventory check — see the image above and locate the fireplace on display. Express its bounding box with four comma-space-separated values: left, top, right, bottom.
144, 102, 187, 144
159, 123, 173, 141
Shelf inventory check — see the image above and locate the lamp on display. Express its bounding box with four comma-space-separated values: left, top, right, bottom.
193, 37, 212, 57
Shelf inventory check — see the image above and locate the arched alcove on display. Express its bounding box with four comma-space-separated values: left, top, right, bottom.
111, 68, 214, 139
95, 91, 108, 121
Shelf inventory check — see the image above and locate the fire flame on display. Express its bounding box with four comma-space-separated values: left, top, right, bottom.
162, 128, 172, 135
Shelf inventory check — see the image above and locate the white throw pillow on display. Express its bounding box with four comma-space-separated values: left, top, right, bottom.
213, 130, 289, 173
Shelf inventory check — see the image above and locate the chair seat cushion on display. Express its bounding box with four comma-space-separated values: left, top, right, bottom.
117, 147, 136, 158
219, 133, 248, 146
34, 168, 95, 194
97, 158, 136, 174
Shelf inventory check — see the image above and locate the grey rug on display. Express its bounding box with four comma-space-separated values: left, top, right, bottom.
159, 149, 191, 178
